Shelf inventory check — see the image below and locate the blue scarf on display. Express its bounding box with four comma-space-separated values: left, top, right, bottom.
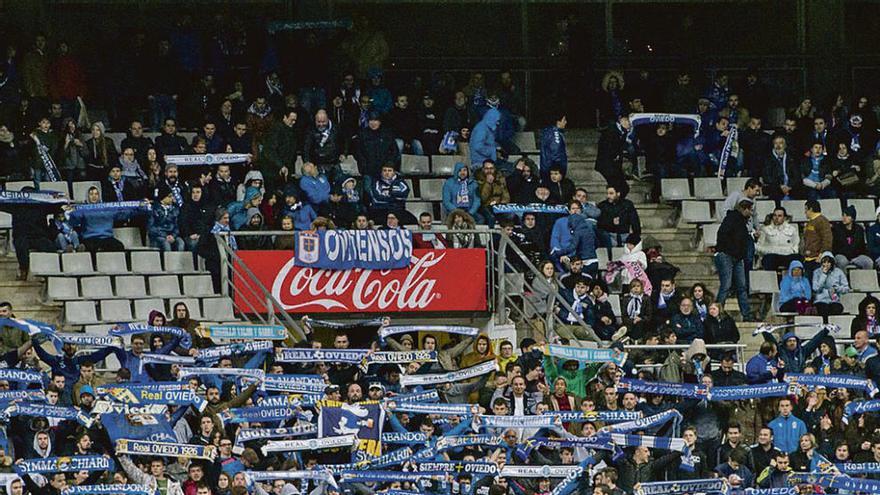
0, 190, 67, 205
211, 221, 236, 250
111, 323, 191, 349
14, 455, 113, 475
62, 485, 157, 495
634, 478, 726, 495
629, 113, 702, 137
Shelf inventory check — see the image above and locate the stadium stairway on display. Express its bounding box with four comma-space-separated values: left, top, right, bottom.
0, 252, 61, 324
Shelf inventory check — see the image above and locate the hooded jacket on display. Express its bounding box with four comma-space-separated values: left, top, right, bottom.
148, 201, 180, 241
868, 212, 880, 260
779, 260, 811, 305
236, 170, 266, 202
762, 325, 830, 374
851, 295, 880, 338
540, 125, 568, 178
442, 162, 480, 216
469, 108, 500, 166
558, 214, 598, 264
757, 219, 800, 256
228, 186, 263, 230
812, 252, 850, 304
299, 171, 331, 207
475, 167, 510, 206
619, 240, 647, 285
746, 351, 778, 384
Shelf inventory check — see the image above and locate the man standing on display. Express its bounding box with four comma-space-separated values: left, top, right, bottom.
355, 112, 399, 178
540, 113, 568, 181
802, 199, 833, 278
261, 108, 298, 192
304, 109, 342, 180
595, 114, 632, 197
762, 135, 801, 201
768, 399, 807, 453
716, 199, 754, 320
597, 184, 641, 248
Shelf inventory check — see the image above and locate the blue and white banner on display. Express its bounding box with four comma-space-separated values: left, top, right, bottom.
739, 489, 797, 495
51, 334, 122, 350
0, 317, 55, 337
600, 410, 682, 433
843, 399, 880, 423
400, 359, 497, 387
140, 353, 196, 369
390, 402, 478, 416
389, 389, 440, 403
545, 410, 642, 423
0, 190, 67, 204
629, 113, 702, 137
102, 412, 177, 444
492, 203, 569, 215
259, 374, 326, 394
96, 383, 206, 411
202, 324, 286, 340
478, 415, 562, 430
708, 382, 790, 401
617, 379, 707, 399
434, 434, 505, 451
500, 465, 583, 478
110, 323, 191, 349
634, 478, 727, 495
339, 471, 445, 483
91, 401, 167, 416
785, 373, 877, 396
788, 473, 880, 493
304, 316, 386, 330
0, 390, 45, 404
4, 402, 93, 427
261, 435, 356, 455
834, 462, 880, 474
14, 455, 113, 475
62, 485, 157, 495
179, 367, 264, 383
362, 350, 438, 367
258, 394, 320, 408
197, 341, 274, 363
717, 125, 738, 177
0, 368, 43, 384
114, 439, 216, 460
244, 470, 337, 489
319, 400, 384, 462
71, 201, 150, 215
382, 432, 428, 445
276, 348, 370, 364
235, 424, 318, 448
220, 405, 299, 424
294, 229, 412, 270
164, 153, 251, 166
608, 433, 693, 471
379, 325, 480, 343
546, 344, 627, 366
417, 461, 498, 475
551, 459, 591, 495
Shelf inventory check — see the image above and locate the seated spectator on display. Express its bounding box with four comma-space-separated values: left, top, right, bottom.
476, 160, 509, 226
237, 211, 271, 250
274, 215, 296, 250
559, 257, 586, 289
153, 162, 185, 207
703, 304, 739, 360
84, 121, 119, 181
556, 213, 599, 280
413, 212, 447, 249
50, 210, 82, 252
669, 297, 703, 344
832, 205, 872, 269
445, 209, 477, 248
279, 186, 316, 231
299, 161, 331, 213
828, 142, 863, 198
148, 184, 184, 252
615, 234, 647, 289
546, 166, 575, 205
442, 162, 481, 222
851, 295, 880, 338
585, 280, 619, 341
620, 278, 651, 341
368, 163, 415, 225
757, 207, 800, 271
69, 186, 149, 252
801, 142, 835, 200
118, 147, 146, 194
236, 170, 265, 202
762, 134, 801, 201
555, 276, 603, 345
102, 163, 139, 202
387, 94, 422, 155
597, 184, 640, 248
328, 173, 366, 228
652, 277, 683, 325
715, 447, 754, 491
120, 120, 154, 165
812, 252, 849, 317
778, 260, 812, 314
227, 186, 263, 230
355, 112, 399, 178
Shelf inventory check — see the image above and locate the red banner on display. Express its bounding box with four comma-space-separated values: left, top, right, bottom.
234, 249, 488, 313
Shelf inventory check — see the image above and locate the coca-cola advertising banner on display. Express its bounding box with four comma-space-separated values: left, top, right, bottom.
234, 249, 488, 314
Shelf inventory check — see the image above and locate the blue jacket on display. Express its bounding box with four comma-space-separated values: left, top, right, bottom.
762, 328, 829, 374
670, 312, 704, 344
227, 187, 262, 230
442, 162, 480, 215
557, 214, 598, 263
69, 203, 148, 240
368, 173, 410, 209
549, 216, 572, 261
281, 203, 317, 231
779, 260, 811, 305
540, 125, 568, 177
469, 108, 500, 166
768, 414, 807, 453
112, 336, 180, 383
32, 343, 116, 390
148, 203, 180, 241
745, 352, 777, 384
868, 222, 880, 260
299, 173, 331, 207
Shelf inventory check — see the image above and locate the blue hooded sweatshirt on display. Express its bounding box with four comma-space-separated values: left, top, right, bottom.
557, 214, 598, 264
540, 125, 568, 179
469, 108, 500, 166
68, 202, 149, 240
299, 172, 331, 207
281, 202, 317, 231
779, 260, 811, 306
442, 162, 480, 216
762, 327, 830, 374
227, 186, 262, 230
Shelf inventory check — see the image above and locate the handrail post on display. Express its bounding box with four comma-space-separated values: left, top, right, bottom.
495, 235, 508, 324
216, 235, 229, 297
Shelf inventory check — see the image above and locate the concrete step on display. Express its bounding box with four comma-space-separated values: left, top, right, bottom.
0, 281, 44, 308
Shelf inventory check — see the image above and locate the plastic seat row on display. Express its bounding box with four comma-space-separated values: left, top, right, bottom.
4, 181, 101, 202
661, 177, 751, 202
64, 296, 235, 326
750, 269, 880, 294
48, 274, 214, 300
30, 251, 202, 277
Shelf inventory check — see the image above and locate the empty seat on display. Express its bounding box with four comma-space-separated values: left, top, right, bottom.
610, 246, 626, 260
47, 277, 79, 300
850, 270, 880, 292
781, 200, 807, 222
169, 298, 203, 319
182, 275, 215, 297
842, 292, 864, 315
96, 252, 128, 274
597, 249, 610, 270
660, 179, 692, 201
3, 181, 33, 191
149, 275, 181, 297
115, 275, 147, 298
725, 177, 750, 196
407, 202, 434, 217
749, 271, 779, 294
681, 201, 712, 224
61, 253, 94, 274
419, 179, 444, 201
794, 316, 825, 338
819, 199, 843, 222
81, 276, 114, 299
100, 300, 133, 323
134, 298, 165, 321
114, 227, 144, 249
72, 181, 101, 202
702, 223, 720, 248
847, 198, 876, 223
131, 251, 162, 273
431, 155, 457, 176
401, 155, 430, 175
65, 301, 99, 325
39, 181, 70, 196
83, 324, 115, 336
202, 297, 236, 321
755, 200, 777, 223
608, 294, 621, 317
512, 132, 538, 153
693, 178, 724, 200
30, 253, 61, 276
828, 314, 856, 333
164, 252, 195, 273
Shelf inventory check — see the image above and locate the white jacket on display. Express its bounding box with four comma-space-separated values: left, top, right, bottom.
119, 455, 184, 495
618, 241, 647, 284
756, 221, 800, 256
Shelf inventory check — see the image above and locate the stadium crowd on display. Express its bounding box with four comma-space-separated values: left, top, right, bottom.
4, 29, 880, 495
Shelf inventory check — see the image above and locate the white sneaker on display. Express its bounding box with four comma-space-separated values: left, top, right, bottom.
612, 326, 628, 341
